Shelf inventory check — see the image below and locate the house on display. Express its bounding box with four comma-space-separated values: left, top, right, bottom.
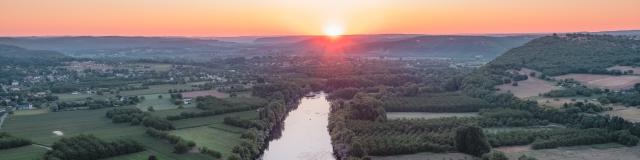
11, 81, 19, 86
16, 103, 33, 110
182, 98, 193, 105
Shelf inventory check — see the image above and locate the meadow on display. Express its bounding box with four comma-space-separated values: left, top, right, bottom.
554, 74, 640, 90
0, 145, 49, 160
386, 112, 479, 120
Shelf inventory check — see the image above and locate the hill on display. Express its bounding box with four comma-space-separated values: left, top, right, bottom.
0, 44, 69, 66
489, 34, 640, 76
348, 35, 534, 58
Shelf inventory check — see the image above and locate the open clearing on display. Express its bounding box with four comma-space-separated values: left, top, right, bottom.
386, 112, 479, 120
506, 143, 640, 160
135, 93, 194, 111
182, 89, 228, 98
608, 65, 640, 75
372, 152, 475, 160
497, 68, 559, 98
603, 105, 640, 123
553, 74, 640, 90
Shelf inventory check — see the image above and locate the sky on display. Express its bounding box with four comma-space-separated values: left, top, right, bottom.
1, 0, 639, 36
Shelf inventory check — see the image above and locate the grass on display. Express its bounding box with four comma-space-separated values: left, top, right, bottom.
119, 83, 201, 96
171, 110, 258, 129
136, 93, 181, 111
386, 112, 479, 120
1, 106, 215, 160
505, 143, 639, 160
0, 106, 144, 146
372, 152, 474, 160
171, 125, 246, 159
483, 124, 565, 134
0, 145, 49, 160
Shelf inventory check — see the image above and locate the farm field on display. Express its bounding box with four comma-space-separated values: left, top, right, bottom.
119, 82, 204, 96
0, 106, 246, 160
135, 93, 194, 111
0, 106, 145, 146
371, 152, 475, 160
603, 105, 640, 123
386, 112, 478, 120
0, 145, 49, 160
497, 68, 559, 98
506, 143, 640, 160
171, 125, 246, 159
553, 74, 640, 90
182, 89, 228, 98
171, 110, 258, 129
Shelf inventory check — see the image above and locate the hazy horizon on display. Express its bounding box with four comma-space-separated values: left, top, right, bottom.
1, 0, 639, 37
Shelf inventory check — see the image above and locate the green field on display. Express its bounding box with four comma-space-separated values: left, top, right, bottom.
119, 83, 202, 96
171, 125, 247, 159
0, 145, 49, 160
386, 112, 479, 120
0, 107, 225, 160
171, 110, 258, 129
135, 93, 195, 111
1, 107, 144, 145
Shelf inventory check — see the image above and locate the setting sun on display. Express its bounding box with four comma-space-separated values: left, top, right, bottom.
323, 24, 344, 37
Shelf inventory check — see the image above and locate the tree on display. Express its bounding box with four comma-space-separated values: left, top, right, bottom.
455, 126, 491, 157
158, 95, 163, 99
147, 106, 155, 112
148, 155, 158, 160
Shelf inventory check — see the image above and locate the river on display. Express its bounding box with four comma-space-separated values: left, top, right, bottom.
261, 92, 336, 160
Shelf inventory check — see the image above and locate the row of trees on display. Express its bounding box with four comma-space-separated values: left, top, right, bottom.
43, 135, 144, 160
54, 96, 141, 111
165, 105, 260, 121
145, 128, 195, 153
224, 116, 263, 129
383, 94, 490, 112
105, 108, 174, 130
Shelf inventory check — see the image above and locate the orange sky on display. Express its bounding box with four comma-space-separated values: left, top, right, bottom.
1, 0, 639, 36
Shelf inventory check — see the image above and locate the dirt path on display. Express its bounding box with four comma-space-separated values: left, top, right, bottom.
33, 144, 52, 150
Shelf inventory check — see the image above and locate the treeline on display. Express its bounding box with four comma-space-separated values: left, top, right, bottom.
0, 132, 31, 150
383, 94, 490, 112
43, 135, 144, 160
53, 96, 141, 111
224, 116, 263, 129
195, 96, 267, 110
106, 108, 174, 130
145, 128, 195, 154
543, 86, 603, 97
478, 108, 549, 127
166, 105, 261, 121
598, 92, 640, 106
531, 129, 638, 149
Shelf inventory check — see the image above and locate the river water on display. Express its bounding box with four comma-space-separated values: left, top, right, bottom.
261, 93, 336, 160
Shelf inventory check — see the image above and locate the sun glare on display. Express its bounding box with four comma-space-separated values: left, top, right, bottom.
323, 24, 344, 38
